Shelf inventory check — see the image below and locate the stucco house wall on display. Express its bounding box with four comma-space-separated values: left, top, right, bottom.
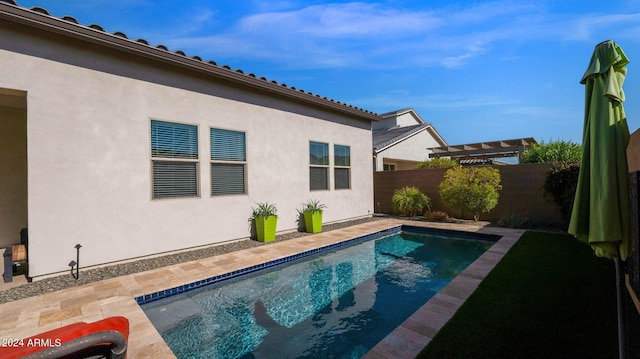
374, 129, 443, 171
0, 5, 378, 279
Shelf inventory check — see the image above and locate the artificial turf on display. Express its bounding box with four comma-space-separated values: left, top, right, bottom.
417, 231, 640, 359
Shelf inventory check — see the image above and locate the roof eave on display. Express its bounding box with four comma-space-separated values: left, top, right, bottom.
373, 125, 429, 153
0, 2, 381, 122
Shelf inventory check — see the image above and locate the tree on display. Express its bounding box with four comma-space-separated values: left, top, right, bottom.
544, 161, 580, 222
438, 167, 502, 221
416, 158, 459, 169
521, 139, 581, 163
392, 186, 431, 217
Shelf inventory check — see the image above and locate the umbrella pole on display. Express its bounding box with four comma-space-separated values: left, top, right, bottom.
615, 255, 627, 359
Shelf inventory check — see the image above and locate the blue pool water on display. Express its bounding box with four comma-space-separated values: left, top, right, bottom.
141, 227, 496, 358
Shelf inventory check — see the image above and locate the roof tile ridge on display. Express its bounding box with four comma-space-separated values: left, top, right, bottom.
2, 0, 378, 117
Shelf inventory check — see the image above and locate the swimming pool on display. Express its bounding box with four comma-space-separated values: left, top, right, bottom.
140, 226, 498, 358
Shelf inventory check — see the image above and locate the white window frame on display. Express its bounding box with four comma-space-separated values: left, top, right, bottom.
210, 127, 247, 196
310, 141, 329, 191
334, 144, 351, 190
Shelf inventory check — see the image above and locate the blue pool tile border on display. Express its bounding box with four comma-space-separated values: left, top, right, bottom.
135, 224, 499, 305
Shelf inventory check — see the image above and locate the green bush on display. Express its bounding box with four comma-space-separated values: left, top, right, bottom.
438, 167, 502, 221
392, 186, 431, 217
416, 158, 459, 169
544, 161, 580, 222
522, 139, 581, 163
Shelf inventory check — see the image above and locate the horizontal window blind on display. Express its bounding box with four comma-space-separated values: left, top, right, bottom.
212, 163, 245, 195
152, 161, 198, 198
211, 129, 246, 161
310, 167, 328, 190
151, 120, 198, 159
335, 168, 350, 189
211, 128, 246, 196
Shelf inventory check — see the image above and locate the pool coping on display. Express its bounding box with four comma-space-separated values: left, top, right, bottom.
0, 219, 525, 358
363, 223, 524, 358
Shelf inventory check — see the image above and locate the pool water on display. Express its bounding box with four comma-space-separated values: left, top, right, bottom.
141, 229, 494, 358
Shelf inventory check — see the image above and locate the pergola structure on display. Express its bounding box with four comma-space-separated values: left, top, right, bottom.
427, 137, 537, 163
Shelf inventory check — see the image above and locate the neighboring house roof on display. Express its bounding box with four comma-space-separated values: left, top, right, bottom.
373, 123, 433, 153
379, 107, 426, 122
0, 0, 381, 122
374, 108, 447, 148
428, 137, 538, 161
459, 158, 512, 166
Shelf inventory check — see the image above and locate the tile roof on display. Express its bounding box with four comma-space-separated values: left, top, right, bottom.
0, 0, 381, 122
373, 123, 430, 152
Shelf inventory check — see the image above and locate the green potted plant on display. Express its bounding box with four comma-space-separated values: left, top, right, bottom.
251, 202, 278, 242
302, 199, 326, 233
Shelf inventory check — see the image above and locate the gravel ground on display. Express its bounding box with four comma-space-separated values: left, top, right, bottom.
0, 217, 382, 304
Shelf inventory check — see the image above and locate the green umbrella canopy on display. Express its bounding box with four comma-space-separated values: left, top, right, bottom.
568, 40, 632, 260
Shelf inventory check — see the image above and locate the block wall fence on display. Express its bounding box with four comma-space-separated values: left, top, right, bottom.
626, 128, 640, 312
373, 162, 564, 226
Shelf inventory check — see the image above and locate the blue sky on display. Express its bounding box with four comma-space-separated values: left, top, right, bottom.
16, 0, 640, 146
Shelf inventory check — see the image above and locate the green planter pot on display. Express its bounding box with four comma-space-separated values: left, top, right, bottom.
303, 211, 323, 233
255, 215, 277, 242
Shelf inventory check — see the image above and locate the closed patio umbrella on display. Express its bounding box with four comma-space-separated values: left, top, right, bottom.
568, 39, 631, 359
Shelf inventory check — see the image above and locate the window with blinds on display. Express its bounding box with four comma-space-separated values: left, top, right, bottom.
310, 141, 329, 190
211, 128, 246, 195
334, 144, 351, 189
150, 120, 199, 199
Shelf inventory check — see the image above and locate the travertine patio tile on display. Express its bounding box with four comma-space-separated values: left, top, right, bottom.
401, 317, 440, 338
39, 306, 82, 326
423, 295, 463, 317
374, 330, 425, 357
439, 275, 482, 299
434, 292, 465, 307
364, 338, 406, 359
60, 293, 99, 309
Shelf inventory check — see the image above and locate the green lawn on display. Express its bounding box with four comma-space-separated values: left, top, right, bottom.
418, 231, 640, 359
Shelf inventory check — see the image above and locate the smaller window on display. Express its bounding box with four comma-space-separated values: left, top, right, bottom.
383, 163, 396, 171
150, 120, 199, 199
310, 141, 329, 190
334, 145, 351, 189
211, 128, 246, 195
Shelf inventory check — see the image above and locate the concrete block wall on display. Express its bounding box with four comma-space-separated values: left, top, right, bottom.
374, 163, 564, 226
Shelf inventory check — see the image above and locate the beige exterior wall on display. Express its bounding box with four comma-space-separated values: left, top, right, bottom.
0, 105, 27, 247
0, 25, 374, 279
375, 130, 441, 171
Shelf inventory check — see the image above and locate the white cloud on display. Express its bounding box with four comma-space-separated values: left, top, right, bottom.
155, 1, 640, 71
237, 3, 441, 37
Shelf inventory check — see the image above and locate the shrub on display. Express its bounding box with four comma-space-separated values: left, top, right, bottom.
416, 158, 459, 169
302, 199, 326, 214
521, 139, 581, 163
424, 211, 452, 222
392, 186, 431, 217
251, 202, 278, 218
497, 214, 530, 228
438, 167, 502, 221
544, 161, 580, 222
